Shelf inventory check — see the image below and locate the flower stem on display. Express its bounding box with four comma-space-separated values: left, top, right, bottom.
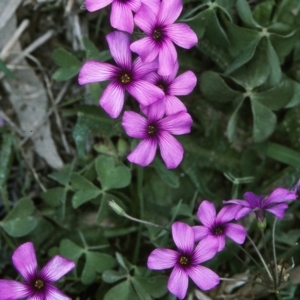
275, 291, 282, 300
272, 218, 278, 288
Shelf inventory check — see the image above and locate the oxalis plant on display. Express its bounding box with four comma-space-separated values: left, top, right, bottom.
1, 0, 300, 299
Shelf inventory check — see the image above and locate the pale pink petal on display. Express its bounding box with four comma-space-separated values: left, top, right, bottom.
157, 39, 177, 76
265, 203, 288, 218
12, 242, 37, 282
172, 222, 194, 255
132, 57, 158, 79
126, 80, 164, 106
147, 249, 178, 270
157, 0, 183, 25
100, 81, 125, 118
122, 111, 148, 138
130, 37, 159, 63
126, 0, 141, 12
157, 131, 183, 169
0, 280, 30, 299
146, 99, 165, 122
225, 223, 246, 245
187, 265, 220, 291
163, 61, 179, 84
111, 2, 134, 34
192, 226, 210, 242
165, 23, 198, 49
158, 111, 192, 135
106, 31, 132, 69
39, 255, 75, 282
43, 284, 72, 300
264, 188, 297, 206
235, 207, 253, 220
216, 235, 226, 251
128, 139, 157, 166
133, 3, 156, 34
192, 236, 218, 264
85, 0, 113, 12
27, 294, 43, 300
216, 205, 240, 224
165, 95, 187, 115
168, 71, 197, 95
168, 266, 189, 300
140, 0, 160, 14
197, 201, 216, 228
78, 61, 119, 85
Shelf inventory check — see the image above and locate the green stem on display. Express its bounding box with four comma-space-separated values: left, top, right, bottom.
272, 218, 278, 288
0, 228, 15, 250
275, 291, 282, 300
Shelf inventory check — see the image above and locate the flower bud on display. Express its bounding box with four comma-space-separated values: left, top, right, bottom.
108, 200, 125, 216
257, 218, 267, 231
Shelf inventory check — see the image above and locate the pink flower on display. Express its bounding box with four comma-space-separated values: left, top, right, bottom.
78, 31, 164, 118
141, 61, 197, 116
147, 222, 220, 300
223, 188, 297, 221
130, 0, 198, 76
122, 102, 192, 169
85, 0, 141, 33
193, 201, 246, 252
0, 242, 75, 300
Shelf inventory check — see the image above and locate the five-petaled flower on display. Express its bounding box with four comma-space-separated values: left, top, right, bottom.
79, 31, 164, 118
141, 61, 197, 116
147, 222, 220, 300
193, 200, 246, 251
223, 188, 297, 221
84, 0, 141, 33
0, 242, 75, 300
130, 0, 198, 76
122, 102, 192, 169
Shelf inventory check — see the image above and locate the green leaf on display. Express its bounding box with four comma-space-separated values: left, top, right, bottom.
151, 158, 180, 188
71, 173, 99, 190
227, 96, 245, 142
236, 0, 261, 29
266, 38, 281, 86
250, 99, 277, 142
48, 163, 74, 186
0, 58, 14, 79
95, 155, 131, 191
52, 48, 81, 67
132, 276, 168, 298
0, 133, 13, 190
115, 252, 132, 272
81, 254, 96, 285
88, 252, 116, 273
59, 239, 84, 261
104, 281, 139, 300
52, 66, 80, 81
252, 0, 275, 27
102, 270, 127, 283
41, 187, 66, 207
285, 79, 300, 108
83, 36, 111, 61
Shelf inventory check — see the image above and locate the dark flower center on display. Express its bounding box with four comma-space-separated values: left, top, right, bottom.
213, 226, 224, 235
120, 73, 131, 84
147, 125, 156, 135
34, 279, 44, 290
179, 256, 189, 265
152, 29, 162, 40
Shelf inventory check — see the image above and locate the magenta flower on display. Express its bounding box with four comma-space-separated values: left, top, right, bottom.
223, 188, 297, 221
0, 242, 75, 300
79, 31, 164, 118
193, 201, 246, 252
122, 103, 192, 169
130, 0, 198, 76
141, 62, 197, 116
84, 0, 140, 33
147, 222, 220, 300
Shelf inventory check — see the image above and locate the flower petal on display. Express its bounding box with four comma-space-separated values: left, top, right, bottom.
165, 23, 198, 49
140, 0, 160, 14
142, 72, 160, 84
128, 139, 157, 167
165, 95, 187, 115
0, 280, 30, 300
225, 223, 247, 245
126, 0, 141, 12
265, 203, 289, 218
85, 0, 113, 12
130, 37, 159, 63
100, 81, 125, 118
43, 284, 71, 300
106, 31, 132, 69
168, 266, 189, 300
12, 242, 37, 282
216, 205, 240, 224
264, 188, 297, 206
157, 131, 183, 169
157, 39, 177, 76
192, 236, 218, 264
157, 0, 183, 26
244, 192, 263, 208
39, 255, 75, 282
216, 235, 226, 251
133, 3, 156, 34
192, 226, 210, 242
172, 222, 194, 255
186, 265, 220, 291
126, 80, 164, 106
147, 249, 178, 270
132, 57, 158, 80
223, 199, 250, 207
122, 111, 148, 138
111, 2, 134, 33
78, 61, 119, 85
197, 201, 216, 228
235, 207, 253, 220
158, 111, 192, 134
163, 61, 179, 84
146, 98, 166, 122
168, 70, 197, 95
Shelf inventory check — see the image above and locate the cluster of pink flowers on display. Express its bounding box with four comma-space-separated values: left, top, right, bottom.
148, 187, 297, 299
79, 0, 198, 169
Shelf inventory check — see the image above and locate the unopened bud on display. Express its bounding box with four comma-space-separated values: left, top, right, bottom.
108, 200, 125, 216
257, 218, 266, 231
